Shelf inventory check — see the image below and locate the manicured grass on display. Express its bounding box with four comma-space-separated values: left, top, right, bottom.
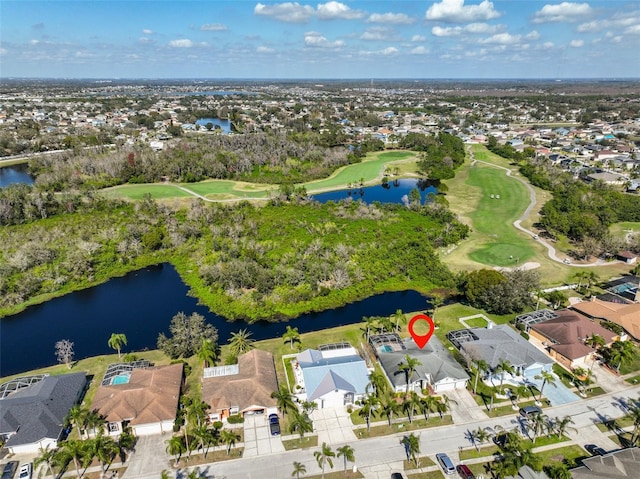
464, 316, 488, 328
403, 456, 436, 470
625, 374, 640, 385
459, 445, 500, 460
282, 435, 318, 450
102, 183, 193, 199
179, 180, 274, 199
407, 472, 445, 479
170, 446, 244, 468
355, 416, 453, 439
609, 221, 640, 240
305, 471, 363, 479
535, 445, 587, 468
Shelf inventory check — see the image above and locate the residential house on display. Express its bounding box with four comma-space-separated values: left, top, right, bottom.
571, 298, 640, 340
91, 363, 183, 436
0, 372, 86, 454
448, 324, 554, 380
293, 343, 369, 409
201, 349, 278, 421
527, 310, 617, 369
570, 447, 640, 478
370, 333, 468, 394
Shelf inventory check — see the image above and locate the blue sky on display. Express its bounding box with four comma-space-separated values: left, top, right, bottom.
1, 1, 639, 79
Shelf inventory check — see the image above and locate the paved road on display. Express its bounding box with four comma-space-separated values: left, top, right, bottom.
468, 147, 621, 268
126, 385, 639, 479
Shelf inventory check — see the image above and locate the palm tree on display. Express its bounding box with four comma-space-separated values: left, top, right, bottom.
58, 439, 88, 478
470, 427, 492, 452
628, 404, 640, 446
89, 430, 119, 474
192, 424, 214, 458
430, 294, 444, 321
84, 409, 106, 437
397, 354, 421, 397
291, 461, 307, 479
419, 394, 437, 421
166, 435, 186, 467
393, 309, 406, 333
34, 444, 57, 478
220, 429, 240, 455
472, 359, 490, 395
357, 395, 378, 432
282, 325, 301, 349
545, 463, 572, 479
400, 433, 421, 468
337, 445, 355, 476
116, 428, 136, 463
528, 413, 548, 443
301, 400, 318, 416
289, 411, 314, 438
66, 404, 89, 438
607, 340, 635, 372
271, 386, 296, 416
362, 316, 379, 341
436, 395, 456, 420
197, 337, 218, 367
228, 328, 255, 355
534, 370, 557, 405
380, 395, 400, 426
553, 415, 576, 438
107, 333, 127, 360
494, 359, 515, 394
367, 369, 389, 398
403, 392, 421, 424
314, 442, 335, 479
586, 333, 606, 371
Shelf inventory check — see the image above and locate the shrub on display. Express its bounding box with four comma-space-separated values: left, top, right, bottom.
227, 414, 244, 424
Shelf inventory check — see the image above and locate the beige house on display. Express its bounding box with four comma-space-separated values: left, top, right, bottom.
571, 299, 640, 340
528, 310, 617, 369
202, 349, 278, 421
91, 363, 183, 436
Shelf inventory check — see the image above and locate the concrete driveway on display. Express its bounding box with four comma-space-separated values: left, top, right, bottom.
311, 406, 357, 445
122, 434, 171, 478
242, 414, 284, 457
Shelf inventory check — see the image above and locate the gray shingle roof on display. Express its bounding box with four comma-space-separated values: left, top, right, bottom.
0, 372, 86, 448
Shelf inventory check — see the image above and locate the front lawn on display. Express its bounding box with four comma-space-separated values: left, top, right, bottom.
354, 415, 453, 439
282, 435, 318, 450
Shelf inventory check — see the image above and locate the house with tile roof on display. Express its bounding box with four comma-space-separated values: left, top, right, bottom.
0, 372, 86, 454
370, 333, 468, 394
528, 310, 617, 369
571, 298, 640, 340
294, 343, 369, 409
91, 363, 183, 437
201, 349, 279, 421
570, 446, 640, 478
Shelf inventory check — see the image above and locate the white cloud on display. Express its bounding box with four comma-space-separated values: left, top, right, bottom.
257, 45, 274, 53
625, 24, 640, 34
304, 31, 344, 48
578, 12, 640, 33
142, 29, 154, 35
411, 34, 427, 42
254, 2, 315, 23
543, 41, 555, 49
432, 22, 502, 36
570, 39, 584, 47
139, 37, 152, 44
411, 46, 429, 54
169, 39, 193, 48
381, 47, 398, 55
533, 2, 593, 24
360, 27, 393, 41
367, 12, 415, 25
481, 33, 521, 45
30, 39, 40, 45
526, 30, 540, 40
201, 23, 228, 31
0, 47, 7, 56
317, 1, 365, 20
426, 0, 500, 23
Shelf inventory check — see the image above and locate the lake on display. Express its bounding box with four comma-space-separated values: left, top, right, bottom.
0, 164, 35, 188
0, 264, 430, 377
195, 117, 232, 134
311, 178, 437, 204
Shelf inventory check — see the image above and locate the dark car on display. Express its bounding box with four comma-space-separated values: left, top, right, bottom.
268, 413, 280, 436
457, 464, 475, 479
519, 405, 542, 419
585, 444, 607, 456
1, 461, 19, 479
391, 474, 406, 479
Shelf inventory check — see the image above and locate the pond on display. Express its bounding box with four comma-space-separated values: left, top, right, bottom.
195, 117, 232, 134
0, 164, 35, 188
311, 178, 437, 204
0, 263, 430, 377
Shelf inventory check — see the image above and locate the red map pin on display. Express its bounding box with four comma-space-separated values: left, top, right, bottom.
408, 314, 435, 349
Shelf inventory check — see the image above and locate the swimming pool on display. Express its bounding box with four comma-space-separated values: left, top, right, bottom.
380, 345, 393, 353
111, 373, 131, 385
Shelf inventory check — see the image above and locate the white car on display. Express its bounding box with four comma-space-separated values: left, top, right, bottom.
18, 464, 31, 479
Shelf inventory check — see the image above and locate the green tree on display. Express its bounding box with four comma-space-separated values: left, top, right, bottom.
291, 461, 307, 479
289, 411, 314, 438
57, 439, 88, 478
337, 444, 355, 476
534, 370, 557, 404
472, 359, 490, 395
430, 294, 445, 321
606, 340, 635, 372
314, 442, 335, 479
380, 395, 401, 426
494, 359, 515, 394
165, 435, 186, 467
271, 386, 296, 416
34, 444, 57, 478
367, 369, 389, 397
627, 403, 640, 446
192, 424, 214, 458
357, 395, 378, 432
393, 309, 406, 333
157, 312, 218, 359
228, 328, 255, 355
282, 325, 301, 350
221, 429, 240, 455
545, 463, 572, 479
197, 337, 219, 368
398, 354, 422, 397
88, 430, 119, 474
107, 333, 127, 360
419, 394, 437, 421
66, 405, 89, 438
403, 392, 421, 424
400, 433, 421, 468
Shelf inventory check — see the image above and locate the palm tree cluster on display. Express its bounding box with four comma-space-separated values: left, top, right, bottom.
34, 406, 136, 479
361, 310, 407, 341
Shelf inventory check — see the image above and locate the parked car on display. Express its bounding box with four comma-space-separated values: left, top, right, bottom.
391, 474, 406, 479
457, 464, 475, 479
585, 444, 607, 456
519, 405, 542, 419
268, 413, 280, 436
17, 464, 31, 479
0, 461, 18, 479
436, 453, 456, 475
